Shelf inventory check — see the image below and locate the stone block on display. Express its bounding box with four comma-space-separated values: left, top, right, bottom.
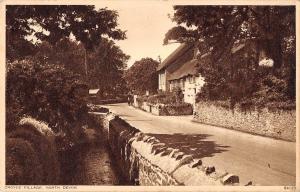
135, 132, 144, 141
142, 135, 151, 142
128, 136, 137, 145
179, 155, 193, 166
221, 174, 239, 185
169, 149, 180, 157
150, 143, 166, 154
154, 147, 167, 155
175, 152, 185, 160
205, 166, 215, 175
189, 159, 202, 168
172, 151, 183, 158
160, 148, 174, 156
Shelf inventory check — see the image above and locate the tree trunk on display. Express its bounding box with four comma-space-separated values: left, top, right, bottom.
270, 34, 283, 69
84, 49, 88, 76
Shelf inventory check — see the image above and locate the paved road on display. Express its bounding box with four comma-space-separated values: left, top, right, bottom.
104, 103, 296, 186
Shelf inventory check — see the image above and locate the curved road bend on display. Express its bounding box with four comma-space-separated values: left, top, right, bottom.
104, 103, 295, 186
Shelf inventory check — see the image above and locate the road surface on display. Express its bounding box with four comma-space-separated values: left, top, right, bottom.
103, 103, 296, 186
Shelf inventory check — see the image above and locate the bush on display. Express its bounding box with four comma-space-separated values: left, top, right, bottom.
145, 91, 179, 105
161, 103, 193, 116
8, 124, 60, 184
6, 138, 42, 184
6, 59, 88, 149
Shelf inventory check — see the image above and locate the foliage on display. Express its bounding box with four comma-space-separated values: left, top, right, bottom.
172, 87, 184, 103
141, 88, 184, 105
34, 38, 86, 75
88, 38, 130, 97
161, 103, 193, 116
146, 92, 176, 105
7, 5, 129, 101
33, 37, 130, 98
6, 59, 88, 147
6, 5, 126, 61
8, 124, 60, 184
6, 138, 42, 184
124, 58, 159, 95
166, 6, 295, 107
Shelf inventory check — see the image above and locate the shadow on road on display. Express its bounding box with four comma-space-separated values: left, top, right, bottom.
147, 133, 230, 159
129, 119, 152, 122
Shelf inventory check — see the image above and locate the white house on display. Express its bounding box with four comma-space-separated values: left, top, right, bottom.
157, 43, 205, 105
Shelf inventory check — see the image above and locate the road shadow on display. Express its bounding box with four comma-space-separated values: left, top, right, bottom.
146, 133, 230, 159
129, 119, 152, 122
103, 103, 126, 106
116, 114, 133, 117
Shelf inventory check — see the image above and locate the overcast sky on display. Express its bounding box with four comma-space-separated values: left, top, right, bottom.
95, 1, 180, 67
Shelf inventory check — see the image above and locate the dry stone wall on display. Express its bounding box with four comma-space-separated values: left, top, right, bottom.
89, 112, 242, 186
193, 102, 296, 142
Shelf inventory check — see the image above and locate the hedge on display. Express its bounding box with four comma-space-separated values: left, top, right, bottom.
6, 138, 42, 184
8, 125, 60, 184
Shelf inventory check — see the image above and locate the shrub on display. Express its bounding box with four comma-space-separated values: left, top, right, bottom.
6, 138, 42, 184
8, 125, 60, 184
140, 88, 185, 105
6, 59, 88, 149
162, 103, 193, 115
145, 92, 176, 105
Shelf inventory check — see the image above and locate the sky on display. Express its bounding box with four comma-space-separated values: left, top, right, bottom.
95, 1, 181, 67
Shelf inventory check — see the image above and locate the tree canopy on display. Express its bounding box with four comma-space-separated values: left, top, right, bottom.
32, 37, 129, 97
7, 5, 130, 97
165, 6, 295, 68
6, 5, 126, 61
124, 58, 159, 95
34, 38, 86, 74
165, 6, 295, 106
88, 38, 130, 97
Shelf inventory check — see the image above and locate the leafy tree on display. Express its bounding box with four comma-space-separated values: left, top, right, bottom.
124, 58, 159, 95
6, 59, 88, 148
88, 38, 130, 98
33, 38, 129, 98
7, 5, 129, 97
34, 38, 86, 75
6, 5, 126, 61
165, 6, 295, 106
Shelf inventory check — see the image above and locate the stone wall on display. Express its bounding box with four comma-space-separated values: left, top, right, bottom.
159, 104, 193, 116
89, 112, 242, 186
133, 101, 193, 116
193, 102, 296, 142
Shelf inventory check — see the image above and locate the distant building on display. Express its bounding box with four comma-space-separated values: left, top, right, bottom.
89, 89, 100, 96
157, 43, 205, 105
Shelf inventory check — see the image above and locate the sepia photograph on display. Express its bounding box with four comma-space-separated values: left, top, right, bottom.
4, 0, 297, 190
